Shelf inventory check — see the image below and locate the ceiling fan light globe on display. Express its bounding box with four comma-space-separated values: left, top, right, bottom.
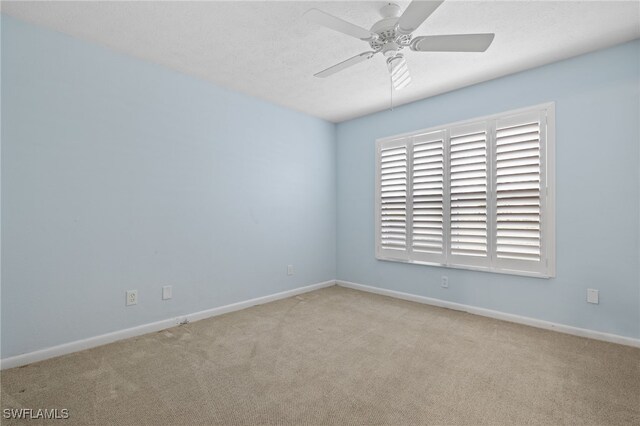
393, 78, 411, 90
386, 54, 411, 90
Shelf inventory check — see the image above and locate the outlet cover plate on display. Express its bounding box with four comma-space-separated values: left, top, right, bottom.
126, 290, 138, 306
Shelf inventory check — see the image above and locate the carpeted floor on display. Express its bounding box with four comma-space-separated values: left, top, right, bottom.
2, 285, 639, 425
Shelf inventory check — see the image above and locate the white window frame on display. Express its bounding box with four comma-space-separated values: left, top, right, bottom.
375, 103, 556, 278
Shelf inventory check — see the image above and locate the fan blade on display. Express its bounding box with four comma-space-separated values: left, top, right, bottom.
314, 52, 376, 78
304, 9, 376, 41
410, 34, 495, 52
397, 1, 445, 35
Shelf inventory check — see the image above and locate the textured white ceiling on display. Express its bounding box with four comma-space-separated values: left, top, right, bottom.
2, 1, 639, 122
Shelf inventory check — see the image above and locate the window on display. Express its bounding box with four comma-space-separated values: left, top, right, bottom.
375, 103, 555, 278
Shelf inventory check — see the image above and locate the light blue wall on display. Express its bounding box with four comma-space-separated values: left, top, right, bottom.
337, 40, 640, 339
1, 16, 336, 358
2, 15, 639, 360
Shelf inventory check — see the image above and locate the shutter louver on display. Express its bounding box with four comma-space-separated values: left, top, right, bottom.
379, 143, 408, 253
495, 114, 542, 262
449, 125, 488, 259
411, 132, 445, 259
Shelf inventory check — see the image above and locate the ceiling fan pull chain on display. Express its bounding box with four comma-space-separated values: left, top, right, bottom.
390, 73, 394, 111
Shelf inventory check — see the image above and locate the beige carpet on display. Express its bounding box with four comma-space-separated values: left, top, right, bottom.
1, 285, 639, 425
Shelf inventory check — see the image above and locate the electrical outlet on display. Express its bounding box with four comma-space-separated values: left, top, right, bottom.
441, 276, 449, 288
587, 288, 599, 304
126, 290, 138, 306
162, 285, 172, 300
287, 265, 294, 276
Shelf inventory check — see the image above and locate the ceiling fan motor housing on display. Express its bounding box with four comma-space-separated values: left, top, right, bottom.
369, 17, 412, 51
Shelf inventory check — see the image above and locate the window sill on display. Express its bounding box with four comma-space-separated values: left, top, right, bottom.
375, 255, 553, 279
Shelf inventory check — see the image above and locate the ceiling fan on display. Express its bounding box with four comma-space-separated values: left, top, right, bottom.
305, 1, 495, 90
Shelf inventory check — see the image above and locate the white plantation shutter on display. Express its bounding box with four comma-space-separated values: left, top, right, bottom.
376, 103, 554, 277
377, 138, 409, 259
493, 111, 548, 274
448, 123, 489, 267
411, 131, 446, 263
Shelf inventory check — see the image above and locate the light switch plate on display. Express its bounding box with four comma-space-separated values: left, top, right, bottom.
162, 285, 172, 300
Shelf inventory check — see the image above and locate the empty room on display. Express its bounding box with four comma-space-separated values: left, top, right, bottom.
1, 0, 639, 424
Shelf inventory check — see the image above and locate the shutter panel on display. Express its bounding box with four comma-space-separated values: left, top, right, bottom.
448, 123, 489, 266
377, 139, 409, 259
411, 131, 445, 263
494, 111, 545, 272
376, 103, 554, 277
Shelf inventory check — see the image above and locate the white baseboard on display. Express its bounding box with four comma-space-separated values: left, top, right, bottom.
1, 280, 336, 370
3, 278, 636, 370
337, 280, 640, 348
